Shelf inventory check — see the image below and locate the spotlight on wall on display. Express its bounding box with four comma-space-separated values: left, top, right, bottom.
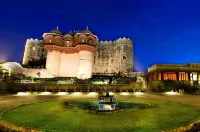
120, 92, 130, 96
39, 92, 52, 95
17, 92, 31, 96
87, 92, 98, 96
56, 92, 68, 96
133, 92, 145, 96
71, 92, 83, 96
165, 91, 181, 95
109, 92, 115, 95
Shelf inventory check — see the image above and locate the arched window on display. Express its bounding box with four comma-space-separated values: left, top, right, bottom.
82, 39, 85, 43
123, 56, 126, 59
65, 41, 71, 46
45, 35, 54, 43
79, 34, 87, 43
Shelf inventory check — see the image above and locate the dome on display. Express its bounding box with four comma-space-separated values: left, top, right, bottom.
63, 34, 73, 39
54, 36, 63, 45
81, 26, 93, 34
49, 26, 62, 35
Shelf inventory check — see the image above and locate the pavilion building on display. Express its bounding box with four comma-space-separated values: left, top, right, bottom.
147, 63, 200, 85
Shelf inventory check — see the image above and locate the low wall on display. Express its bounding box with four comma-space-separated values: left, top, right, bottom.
86, 108, 124, 114
0, 120, 42, 132
0, 83, 144, 92
162, 120, 200, 132
23, 68, 54, 78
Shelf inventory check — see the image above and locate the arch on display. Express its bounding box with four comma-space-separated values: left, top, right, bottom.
136, 76, 147, 89
87, 35, 95, 45
78, 34, 87, 43
63, 34, 73, 40
54, 36, 63, 46
45, 35, 54, 44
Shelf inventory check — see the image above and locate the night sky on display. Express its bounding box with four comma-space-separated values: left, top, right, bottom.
0, 0, 200, 72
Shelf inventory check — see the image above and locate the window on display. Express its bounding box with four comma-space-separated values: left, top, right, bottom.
32, 47, 35, 51
82, 39, 85, 43
65, 41, 71, 46
123, 56, 127, 59
49, 40, 52, 43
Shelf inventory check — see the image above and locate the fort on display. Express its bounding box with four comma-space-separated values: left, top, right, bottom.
21, 26, 134, 79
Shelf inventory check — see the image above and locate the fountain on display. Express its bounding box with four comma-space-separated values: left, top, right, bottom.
98, 91, 116, 111
63, 91, 150, 114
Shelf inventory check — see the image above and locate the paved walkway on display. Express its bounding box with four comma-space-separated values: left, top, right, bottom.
0, 93, 199, 112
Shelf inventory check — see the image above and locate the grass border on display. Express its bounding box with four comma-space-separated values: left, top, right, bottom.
0, 97, 199, 132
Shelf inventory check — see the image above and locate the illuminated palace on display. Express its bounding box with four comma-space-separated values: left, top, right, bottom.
148, 63, 200, 84
21, 26, 134, 79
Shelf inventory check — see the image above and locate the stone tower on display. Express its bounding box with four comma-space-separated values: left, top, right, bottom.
93, 37, 134, 74
43, 26, 98, 79
22, 38, 45, 66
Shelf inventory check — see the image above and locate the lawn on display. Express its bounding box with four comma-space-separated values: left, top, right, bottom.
0, 98, 200, 132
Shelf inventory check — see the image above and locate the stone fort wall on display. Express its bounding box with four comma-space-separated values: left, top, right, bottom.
22, 37, 134, 74
93, 37, 133, 74
23, 68, 55, 78
22, 38, 46, 66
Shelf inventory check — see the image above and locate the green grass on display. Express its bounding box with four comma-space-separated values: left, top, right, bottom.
1, 98, 200, 132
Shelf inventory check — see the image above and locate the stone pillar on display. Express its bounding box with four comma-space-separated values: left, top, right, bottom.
156, 72, 158, 81
176, 72, 179, 81
188, 72, 191, 81
148, 73, 152, 81
161, 72, 164, 81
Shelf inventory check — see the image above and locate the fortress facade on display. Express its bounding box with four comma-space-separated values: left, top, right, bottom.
22, 27, 134, 79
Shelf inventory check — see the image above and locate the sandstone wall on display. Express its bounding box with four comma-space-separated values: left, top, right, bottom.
77, 51, 93, 79
22, 38, 46, 66
23, 68, 55, 78
22, 37, 134, 78
60, 53, 79, 77
93, 37, 133, 74
46, 51, 61, 76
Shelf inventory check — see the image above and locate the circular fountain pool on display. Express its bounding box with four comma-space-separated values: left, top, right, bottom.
63, 92, 150, 114
63, 101, 150, 114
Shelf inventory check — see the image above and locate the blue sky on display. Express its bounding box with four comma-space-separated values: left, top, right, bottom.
0, 0, 200, 71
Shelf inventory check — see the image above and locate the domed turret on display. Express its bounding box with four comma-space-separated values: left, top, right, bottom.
74, 26, 98, 47
49, 26, 62, 35
63, 33, 73, 47
63, 33, 73, 39
43, 26, 63, 46
54, 36, 63, 46
82, 26, 93, 34
42, 26, 99, 80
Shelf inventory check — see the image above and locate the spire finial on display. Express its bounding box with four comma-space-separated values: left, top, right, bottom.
86, 26, 88, 30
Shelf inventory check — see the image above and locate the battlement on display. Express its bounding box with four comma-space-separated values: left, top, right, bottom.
26, 38, 44, 45
99, 37, 132, 46
22, 38, 46, 66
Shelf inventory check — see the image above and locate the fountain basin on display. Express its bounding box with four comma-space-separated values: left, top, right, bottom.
63, 101, 150, 114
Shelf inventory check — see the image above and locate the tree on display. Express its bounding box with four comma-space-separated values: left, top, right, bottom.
0, 65, 4, 79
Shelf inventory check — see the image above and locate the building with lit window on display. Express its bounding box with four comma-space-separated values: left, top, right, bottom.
147, 63, 200, 85
21, 26, 134, 79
